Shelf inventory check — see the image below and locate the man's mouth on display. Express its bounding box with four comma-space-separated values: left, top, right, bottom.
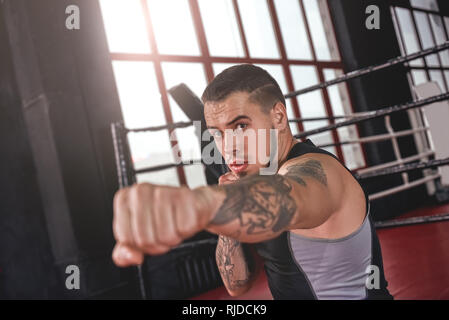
228, 161, 249, 174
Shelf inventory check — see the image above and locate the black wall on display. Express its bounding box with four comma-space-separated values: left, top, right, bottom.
0, 6, 59, 298
0, 0, 138, 298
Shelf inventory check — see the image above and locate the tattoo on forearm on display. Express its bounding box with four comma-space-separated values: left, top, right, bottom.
211, 175, 296, 234
210, 160, 328, 237
285, 159, 327, 187
216, 236, 251, 291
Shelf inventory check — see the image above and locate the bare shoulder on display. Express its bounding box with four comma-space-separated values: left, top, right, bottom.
279, 153, 365, 212
278, 153, 347, 185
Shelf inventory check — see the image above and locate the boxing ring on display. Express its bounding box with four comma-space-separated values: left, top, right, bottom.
111, 41, 449, 300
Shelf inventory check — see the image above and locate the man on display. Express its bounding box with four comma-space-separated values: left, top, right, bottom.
112, 64, 393, 300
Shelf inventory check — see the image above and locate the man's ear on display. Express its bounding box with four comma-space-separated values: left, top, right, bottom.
270, 102, 288, 131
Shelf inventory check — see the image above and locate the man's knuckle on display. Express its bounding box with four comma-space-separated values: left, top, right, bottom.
112, 218, 120, 237
134, 184, 145, 199
159, 232, 182, 247
135, 237, 146, 249
113, 189, 127, 210
177, 219, 195, 237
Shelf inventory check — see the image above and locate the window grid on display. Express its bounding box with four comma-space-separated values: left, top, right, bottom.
293, 0, 343, 160
140, 0, 188, 184
393, 2, 449, 91
106, 0, 368, 185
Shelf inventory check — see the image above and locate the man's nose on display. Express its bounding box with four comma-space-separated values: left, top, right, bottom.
224, 136, 246, 162
223, 143, 236, 161
223, 133, 237, 160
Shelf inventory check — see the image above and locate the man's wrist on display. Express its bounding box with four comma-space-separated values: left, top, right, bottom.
191, 185, 225, 229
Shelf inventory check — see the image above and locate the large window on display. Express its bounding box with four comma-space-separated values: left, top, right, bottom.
100, 0, 366, 188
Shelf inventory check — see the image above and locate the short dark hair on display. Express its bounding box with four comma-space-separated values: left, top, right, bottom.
201, 64, 286, 113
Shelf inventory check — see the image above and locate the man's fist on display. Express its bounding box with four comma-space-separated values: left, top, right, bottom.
112, 183, 214, 267
218, 172, 239, 185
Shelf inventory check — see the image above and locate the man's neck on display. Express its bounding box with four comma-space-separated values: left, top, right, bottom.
277, 135, 299, 170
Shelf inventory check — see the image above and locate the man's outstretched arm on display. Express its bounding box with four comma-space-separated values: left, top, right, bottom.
112, 155, 346, 266
205, 155, 349, 243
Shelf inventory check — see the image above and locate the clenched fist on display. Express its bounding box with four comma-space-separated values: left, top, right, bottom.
112, 183, 219, 267
218, 171, 240, 186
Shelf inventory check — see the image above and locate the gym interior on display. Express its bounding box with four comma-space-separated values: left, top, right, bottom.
1, 0, 449, 300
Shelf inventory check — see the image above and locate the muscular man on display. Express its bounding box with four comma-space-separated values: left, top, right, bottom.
112, 64, 393, 300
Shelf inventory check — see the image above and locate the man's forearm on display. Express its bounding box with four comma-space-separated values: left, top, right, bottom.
216, 235, 256, 295
199, 159, 329, 243
111, 157, 329, 264
199, 173, 297, 243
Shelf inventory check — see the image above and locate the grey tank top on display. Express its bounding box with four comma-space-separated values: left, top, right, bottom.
288, 204, 372, 299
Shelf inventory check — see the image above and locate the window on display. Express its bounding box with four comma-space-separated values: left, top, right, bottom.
147, 0, 201, 56
236, 0, 280, 59
274, 0, 313, 60
198, 0, 244, 57
392, 1, 449, 92
100, 0, 366, 187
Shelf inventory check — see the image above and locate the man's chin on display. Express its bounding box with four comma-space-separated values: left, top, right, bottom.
236, 165, 261, 177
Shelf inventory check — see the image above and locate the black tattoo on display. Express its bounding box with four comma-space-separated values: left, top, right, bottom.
211, 175, 296, 235
216, 236, 250, 291
285, 159, 327, 187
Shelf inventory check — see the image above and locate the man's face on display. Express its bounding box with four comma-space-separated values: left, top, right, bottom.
204, 91, 276, 177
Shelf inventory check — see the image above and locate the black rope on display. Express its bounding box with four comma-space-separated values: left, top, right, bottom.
289, 115, 347, 122
127, 121, 194, 133
134, 159, 203, 175
356, 157, 449, 180
294, 92, 449, 139
374, 213, 449, 229
285, 41, 449, 99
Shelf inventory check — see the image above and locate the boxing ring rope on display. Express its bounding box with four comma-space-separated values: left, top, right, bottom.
110, 41, 449, 299
315, 126, 429, 148
357, 150, 436, 175
374, 212, 449, 229
127, 121, 193, 133
288, 112, 373, 122
356, 157, 449, 180
134, 159, 203, 175
292, 92, 449, 139
284, 41, 449, 99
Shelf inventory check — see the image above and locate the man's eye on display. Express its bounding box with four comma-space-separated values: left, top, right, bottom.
236, 123, 248, 130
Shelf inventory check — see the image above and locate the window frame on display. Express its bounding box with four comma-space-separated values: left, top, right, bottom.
104, 0, 368, 185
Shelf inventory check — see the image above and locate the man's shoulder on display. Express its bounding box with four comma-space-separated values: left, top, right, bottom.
278, 152, 341, 176
278, 152, 363, 200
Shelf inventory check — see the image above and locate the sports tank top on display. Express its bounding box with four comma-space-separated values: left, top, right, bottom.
251, 139, 393, 300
